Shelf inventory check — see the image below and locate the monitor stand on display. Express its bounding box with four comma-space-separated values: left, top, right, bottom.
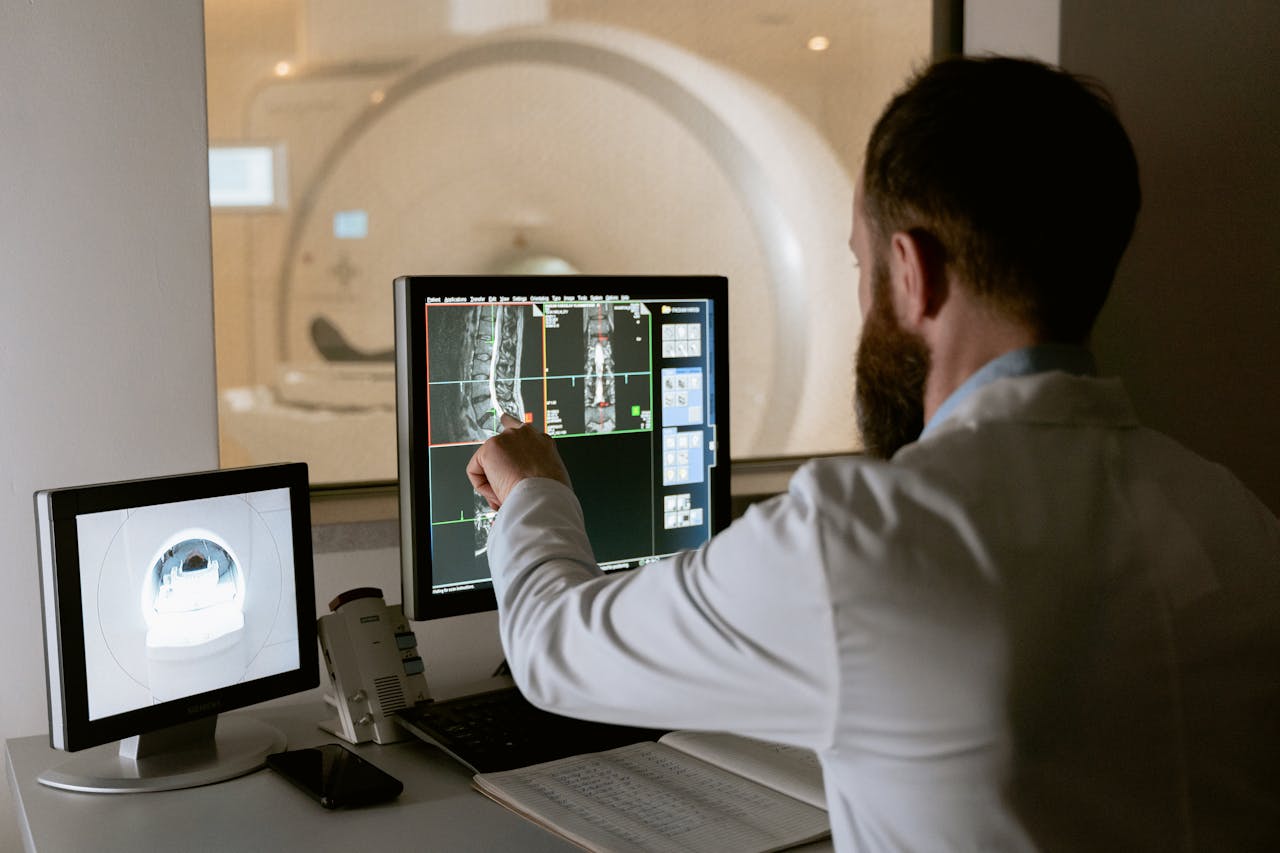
37, 714, 285, 794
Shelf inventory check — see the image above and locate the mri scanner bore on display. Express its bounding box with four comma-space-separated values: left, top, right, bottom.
215, 23, 861, 482
142, 532, 246, 703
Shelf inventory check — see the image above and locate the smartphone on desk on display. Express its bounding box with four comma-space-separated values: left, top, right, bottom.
267, 743, 403, 809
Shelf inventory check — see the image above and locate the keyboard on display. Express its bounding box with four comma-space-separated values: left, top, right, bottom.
395, 687, 665, 773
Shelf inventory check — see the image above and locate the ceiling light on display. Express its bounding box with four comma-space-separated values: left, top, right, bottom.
274, 61, 293, 77
807, 35, 831, 52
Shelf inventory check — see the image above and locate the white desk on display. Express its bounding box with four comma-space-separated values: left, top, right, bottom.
5, 701, 573, 852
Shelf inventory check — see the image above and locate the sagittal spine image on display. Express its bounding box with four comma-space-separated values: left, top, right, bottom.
430, 304, 532, 443
473, 492, 497, 558
466, 305, 526, 436
583, 302, 616, 433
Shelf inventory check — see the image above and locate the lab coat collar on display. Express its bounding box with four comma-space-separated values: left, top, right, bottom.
923, 344, 1099, 437
923, 369, 1141, 441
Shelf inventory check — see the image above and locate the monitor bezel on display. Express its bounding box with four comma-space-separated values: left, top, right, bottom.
35, 462, 319, 753
395, 274, 731, 621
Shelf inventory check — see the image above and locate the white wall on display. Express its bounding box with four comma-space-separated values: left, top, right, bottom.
965, 0, 1061, 62
0, 0, 217, 845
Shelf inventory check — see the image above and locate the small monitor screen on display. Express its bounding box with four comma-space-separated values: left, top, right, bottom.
75, 489, 300, 721
395, 276, 730, 620
36, 463, 318, 754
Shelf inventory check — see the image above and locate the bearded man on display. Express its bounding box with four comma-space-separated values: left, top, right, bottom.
467, 56, 1280, 851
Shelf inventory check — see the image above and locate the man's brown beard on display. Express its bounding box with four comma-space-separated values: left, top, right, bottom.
854, 265, 930, 460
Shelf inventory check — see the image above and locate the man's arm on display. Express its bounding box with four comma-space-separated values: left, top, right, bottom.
468, 414, 838, 747
486, 473, 839, 750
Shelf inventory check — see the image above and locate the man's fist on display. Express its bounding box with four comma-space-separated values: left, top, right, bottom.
466, 413, 572, 510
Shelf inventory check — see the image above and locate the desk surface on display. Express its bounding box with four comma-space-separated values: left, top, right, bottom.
6, 701, 573, 852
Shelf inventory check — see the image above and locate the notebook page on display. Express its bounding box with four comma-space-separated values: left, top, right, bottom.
658, 731, 826, 810
473, 741, 829, 853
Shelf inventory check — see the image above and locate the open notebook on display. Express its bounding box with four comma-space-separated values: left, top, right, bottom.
473, 730, 828, 853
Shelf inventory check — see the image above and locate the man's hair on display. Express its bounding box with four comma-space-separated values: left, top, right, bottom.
862, 56, 1141, 343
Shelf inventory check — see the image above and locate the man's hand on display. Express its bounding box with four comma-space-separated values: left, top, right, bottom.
467, 413, 572, 510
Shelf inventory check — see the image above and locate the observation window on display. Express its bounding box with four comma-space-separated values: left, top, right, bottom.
204, 0, 935, 486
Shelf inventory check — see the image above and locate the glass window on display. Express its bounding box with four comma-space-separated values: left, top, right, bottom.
205, 0, 933, 485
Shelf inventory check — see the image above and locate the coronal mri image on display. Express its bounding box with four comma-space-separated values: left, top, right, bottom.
583, 302, 617, 433
542, 301, 651, 437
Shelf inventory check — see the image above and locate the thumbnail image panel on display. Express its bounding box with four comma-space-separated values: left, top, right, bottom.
660, 367, 704, 427
659, 427, 705, 486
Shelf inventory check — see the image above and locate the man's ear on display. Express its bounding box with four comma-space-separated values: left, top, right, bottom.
889, 228, 948, 327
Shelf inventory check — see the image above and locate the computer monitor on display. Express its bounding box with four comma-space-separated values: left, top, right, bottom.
394, 275, 730, 621
34, 462, 319, 793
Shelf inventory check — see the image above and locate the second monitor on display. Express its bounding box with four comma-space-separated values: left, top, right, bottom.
394, 275, 730, 621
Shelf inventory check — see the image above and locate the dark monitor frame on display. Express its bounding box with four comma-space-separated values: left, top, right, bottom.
395, 275, 731, 621
35, 462, 319, 753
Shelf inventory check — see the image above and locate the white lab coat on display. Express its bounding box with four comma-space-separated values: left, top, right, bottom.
488, 371, 1280, 851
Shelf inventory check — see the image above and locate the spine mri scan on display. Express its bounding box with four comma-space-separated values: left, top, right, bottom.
460, 305, 526, 558
461, 305, 527, 440
583, 302, 616, 434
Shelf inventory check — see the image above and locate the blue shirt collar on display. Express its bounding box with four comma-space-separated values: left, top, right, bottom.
921, 344, 1098, 437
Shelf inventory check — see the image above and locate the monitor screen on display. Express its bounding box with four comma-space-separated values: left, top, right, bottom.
35, 463, 318, 760
395, 275, 730, 620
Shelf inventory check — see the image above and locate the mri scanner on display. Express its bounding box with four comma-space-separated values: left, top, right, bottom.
81, 494, 293, 719
219, 22, 859, 484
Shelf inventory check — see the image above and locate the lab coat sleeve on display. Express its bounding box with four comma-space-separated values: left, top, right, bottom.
487, 474, 839, 750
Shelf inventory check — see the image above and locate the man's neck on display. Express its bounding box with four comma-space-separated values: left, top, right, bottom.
921, 304, 1040, 424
